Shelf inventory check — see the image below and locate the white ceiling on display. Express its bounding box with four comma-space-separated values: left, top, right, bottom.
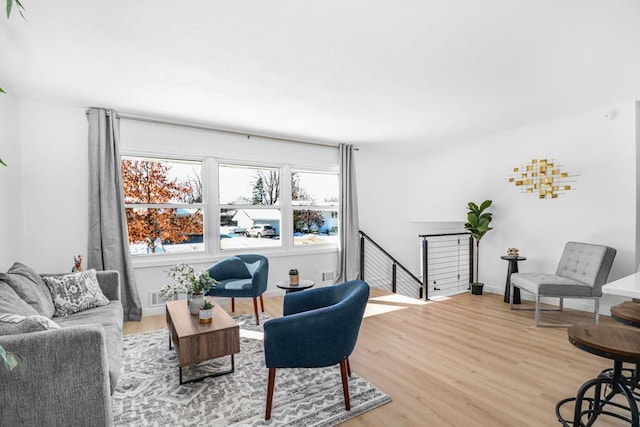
2, 0, 640, 152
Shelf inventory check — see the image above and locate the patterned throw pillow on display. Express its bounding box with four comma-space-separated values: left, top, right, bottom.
0, 313, 61, 336
42, 270, 110, 317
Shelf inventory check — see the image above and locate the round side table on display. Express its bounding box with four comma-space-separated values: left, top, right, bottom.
276, 279, 315, 294
611, 301, 640, 328
500, 255, 526, 304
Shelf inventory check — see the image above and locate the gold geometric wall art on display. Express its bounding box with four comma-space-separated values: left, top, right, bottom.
506, 158, 577, 199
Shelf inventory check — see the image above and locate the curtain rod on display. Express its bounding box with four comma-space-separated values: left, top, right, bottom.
85, 109, 342, 150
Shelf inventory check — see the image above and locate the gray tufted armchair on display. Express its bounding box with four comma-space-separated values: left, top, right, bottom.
510, 241, 616, 327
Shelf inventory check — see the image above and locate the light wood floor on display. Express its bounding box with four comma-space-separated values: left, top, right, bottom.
124, 290, 631, 426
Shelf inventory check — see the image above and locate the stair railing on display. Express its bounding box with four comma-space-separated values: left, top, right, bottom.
419, 232, 474, 299
359, 231, 423, 299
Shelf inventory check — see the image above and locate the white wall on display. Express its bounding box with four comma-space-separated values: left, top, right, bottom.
3, 104, 339, 316
18, 101, 89, 273
356, 148, 412, 263
7, 99, 638, 317
0, 93, 24, 270
402, 102, 638, 313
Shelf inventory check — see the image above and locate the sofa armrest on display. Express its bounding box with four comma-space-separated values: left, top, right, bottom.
96, 270, 121, 301
0, 325, 113, 426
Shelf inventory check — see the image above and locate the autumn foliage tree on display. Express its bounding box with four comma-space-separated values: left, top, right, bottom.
122, 159, 202, 253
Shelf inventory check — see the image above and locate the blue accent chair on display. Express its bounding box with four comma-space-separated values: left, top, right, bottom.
205, 254, 269, 325
263, 279, 370, 420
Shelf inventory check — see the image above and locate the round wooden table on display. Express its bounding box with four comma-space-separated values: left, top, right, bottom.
276, 279, 315, 294
611, 301, 640, 328
556, 324, 640, 426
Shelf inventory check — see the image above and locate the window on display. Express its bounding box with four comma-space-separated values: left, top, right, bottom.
121, 157, 339, 256
218, 163, 282, 250
292, 171, 339, 246
121, 156, 204, 255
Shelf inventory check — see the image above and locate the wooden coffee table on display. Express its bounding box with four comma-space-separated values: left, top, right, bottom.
166, 297, 240, 384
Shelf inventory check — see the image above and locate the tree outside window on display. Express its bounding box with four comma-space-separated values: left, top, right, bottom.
121, 157, 204, 255
291, 171, 339, 245
218, 164, 282, 250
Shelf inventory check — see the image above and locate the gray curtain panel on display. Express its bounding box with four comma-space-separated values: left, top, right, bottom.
87, 108, 142, 321
336, 144, 360, 283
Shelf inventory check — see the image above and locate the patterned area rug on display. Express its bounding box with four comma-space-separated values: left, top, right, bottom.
113, 313, 391, 426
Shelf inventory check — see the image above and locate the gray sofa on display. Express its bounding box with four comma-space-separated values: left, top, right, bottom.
0, 268, 123, 427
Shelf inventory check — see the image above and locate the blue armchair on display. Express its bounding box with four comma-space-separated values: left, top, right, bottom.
205, 254, 269, 325
263, 279, 370, 420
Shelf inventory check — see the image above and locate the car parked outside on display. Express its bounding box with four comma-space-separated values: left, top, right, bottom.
232, 226, 247, 235
247, 224, 276, 238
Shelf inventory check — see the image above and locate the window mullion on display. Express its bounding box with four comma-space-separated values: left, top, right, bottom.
282, 164, 292, 249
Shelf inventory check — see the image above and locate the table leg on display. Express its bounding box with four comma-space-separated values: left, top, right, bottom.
503, 260, 521, 304
179, 354, 235, 385
556, 360, 639, 427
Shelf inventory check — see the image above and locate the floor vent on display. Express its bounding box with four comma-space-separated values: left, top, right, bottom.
149, 291, 164, 307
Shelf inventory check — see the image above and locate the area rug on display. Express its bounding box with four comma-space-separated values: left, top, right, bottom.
113, 313, 391, 426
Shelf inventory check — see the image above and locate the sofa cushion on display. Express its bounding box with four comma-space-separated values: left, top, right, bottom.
0, 313, 60, 336
0, 262, 56, 318
0, 282, 40, 317
511, 272, 594, 297
54, 301, 124, 330
43, 270, 110, 318
556, 242, 615, 288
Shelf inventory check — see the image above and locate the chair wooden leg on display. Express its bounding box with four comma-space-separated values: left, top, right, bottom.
346, 357, 351, 377
266, 367, 276, 420
253, 297, 260, 325
340, 360, 351, 411
260, 294, 265, 312
231, 297, 235, 312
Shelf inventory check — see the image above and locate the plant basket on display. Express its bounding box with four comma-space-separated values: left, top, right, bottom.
471, 283, 484, 296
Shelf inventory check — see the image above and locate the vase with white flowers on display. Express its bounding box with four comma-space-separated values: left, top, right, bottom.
162, 264, 218, 314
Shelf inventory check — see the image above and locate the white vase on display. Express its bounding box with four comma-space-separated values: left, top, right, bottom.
189, 294, 204, 315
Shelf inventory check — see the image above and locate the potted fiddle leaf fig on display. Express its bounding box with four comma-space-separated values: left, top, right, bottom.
464, 200, 493, 295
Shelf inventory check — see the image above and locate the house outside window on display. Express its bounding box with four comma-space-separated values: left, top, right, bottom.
292, 170, 339, 246
218, 163, 282, 250
121, 156, 205, 255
